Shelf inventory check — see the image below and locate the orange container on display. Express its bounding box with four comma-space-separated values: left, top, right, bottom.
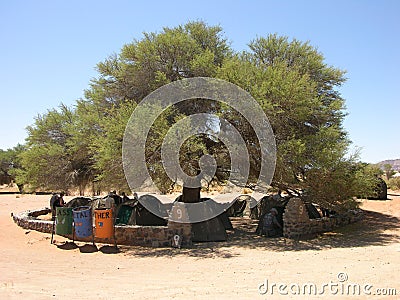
94, 208, 114, 238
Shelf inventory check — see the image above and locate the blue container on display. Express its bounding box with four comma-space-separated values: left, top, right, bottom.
72, 206, 93, 238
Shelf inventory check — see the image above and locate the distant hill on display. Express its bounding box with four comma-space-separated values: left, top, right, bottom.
377, 159, 400, 172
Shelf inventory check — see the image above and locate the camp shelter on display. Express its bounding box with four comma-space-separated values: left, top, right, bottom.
114, 193, 234, 242
305, 202, 321, 219
198, 198, 233, 230
191, 216, 228, 242
254, 195, 322, 236
115, 203, 135, 225
251, 194, 289, 220
253, 194, 288, 236
227, 194, 258, 217
115, 194, 173, 226
255, 205, 286, 236
136, 194, 173, 225
65, 197, 93, 208
182, 197, 233, 242
88, 194, 124, 209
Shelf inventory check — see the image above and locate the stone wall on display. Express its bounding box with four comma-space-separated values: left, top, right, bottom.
283, 198, 364, 238
13, 208, 54, 233
13, 198, 365, 246
12, 208, 192, 247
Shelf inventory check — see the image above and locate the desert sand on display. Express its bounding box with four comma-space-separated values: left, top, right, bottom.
0, 193, 399, 299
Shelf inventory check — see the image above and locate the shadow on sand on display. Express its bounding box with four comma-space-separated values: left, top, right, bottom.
99, 245, 120, 254
55, 241, 120, 254
121, 209, 400, 258
79, 244, 98, 253
56, 241, 79, 250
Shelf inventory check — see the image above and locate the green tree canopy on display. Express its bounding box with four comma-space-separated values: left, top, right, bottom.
0, 144, 24, 187
17, 105, 95, 193
15, 21, 376, 210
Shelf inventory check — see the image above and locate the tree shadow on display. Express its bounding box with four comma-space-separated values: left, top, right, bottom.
316, 210, 400, 249
120, 210, 400, 258
121, 243, 238, 259
388, 193, 400, 197
224, 211, 400, 251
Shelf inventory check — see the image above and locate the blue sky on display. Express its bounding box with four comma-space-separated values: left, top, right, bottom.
0, 0, 399, 163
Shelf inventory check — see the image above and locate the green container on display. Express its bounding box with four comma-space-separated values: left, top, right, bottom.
55, 207, 73, 235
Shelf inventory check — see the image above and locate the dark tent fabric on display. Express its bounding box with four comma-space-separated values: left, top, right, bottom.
108, 195, 170, 226
227, 195, 258, 217
172, 197, 233, 230
218, 211, 233, 230
116, 195, 171, 226
305, 202, 321, 219
227, 198, 247, 217
114, 193, 233, 240
65, 197, 92, 208
200, 198, 233, 230
171, 197, 232, 242
139, 194, 172, 219
190, 198, 232, 241
251, 194, 289, 220
191, 217, 227, 242
134, 201, 168, 226
116, 205, 134, 225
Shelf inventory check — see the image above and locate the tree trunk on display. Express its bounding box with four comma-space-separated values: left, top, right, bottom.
181, 186, 201, 203
181, 176, 201, 203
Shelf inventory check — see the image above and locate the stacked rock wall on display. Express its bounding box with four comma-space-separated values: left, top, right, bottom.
283, 198, 364, 238
12, 208, 192, 247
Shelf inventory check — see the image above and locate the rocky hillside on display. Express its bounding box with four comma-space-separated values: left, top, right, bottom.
377, 159, 400, 171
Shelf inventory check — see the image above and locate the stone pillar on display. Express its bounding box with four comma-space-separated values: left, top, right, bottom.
168, 221, 192, 246
283, 197, 310, 238
168, 198, 193, 246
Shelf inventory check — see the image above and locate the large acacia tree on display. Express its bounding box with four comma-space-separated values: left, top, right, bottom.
17, 21, 376, 209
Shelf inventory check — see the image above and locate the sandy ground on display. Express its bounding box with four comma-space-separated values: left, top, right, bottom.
0, 193, 399, 299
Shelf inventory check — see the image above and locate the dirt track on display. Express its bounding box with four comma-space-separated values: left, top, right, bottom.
1, 193, 399, 299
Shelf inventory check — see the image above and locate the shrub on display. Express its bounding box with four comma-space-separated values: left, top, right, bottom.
388, 177, 400, 190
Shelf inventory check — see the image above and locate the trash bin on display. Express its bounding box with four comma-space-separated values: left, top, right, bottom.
94, 208, 114, 238
55, 207, 73, 235
73, 206, 93, 238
